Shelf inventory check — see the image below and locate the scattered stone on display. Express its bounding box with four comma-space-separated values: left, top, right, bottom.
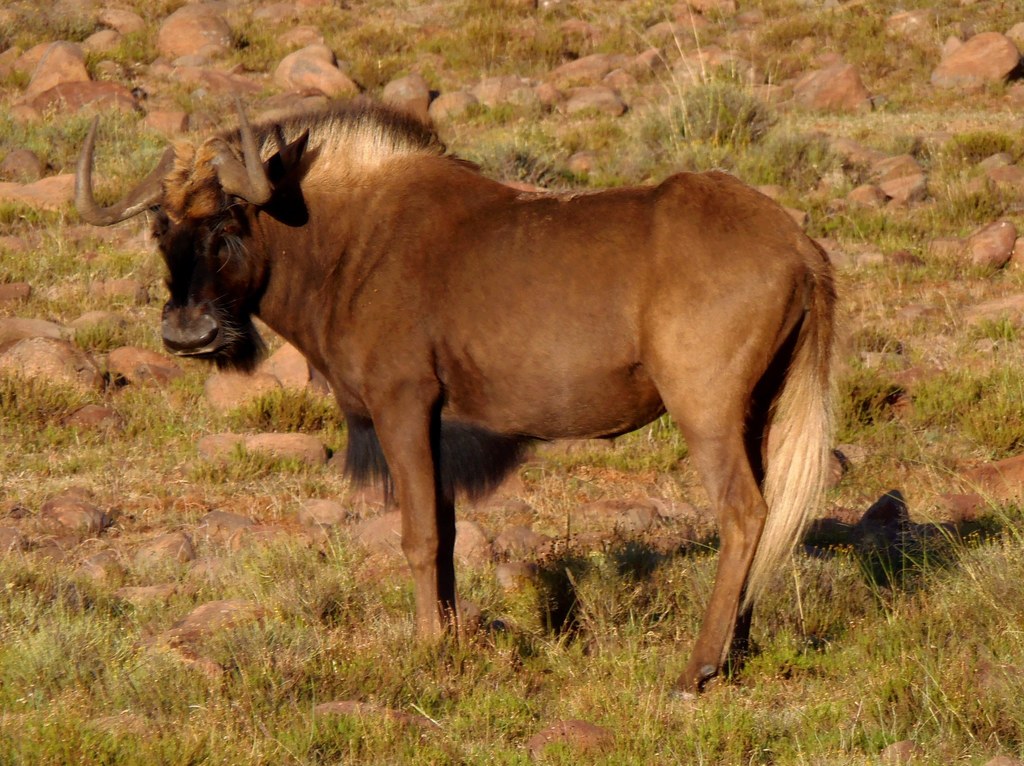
527, 719, 614, 760
297, 498, 348, 527
204, 370, 281, 412
83, 29, 122, 55
564, 86, 627, 116
259, 342, 314, 390
0, 149, 43, 182
98, 8, 146, 35
0, 337, 102, 392
1012, 238, 1024, 269
64, 404, 122, 430
197, 433, 246, 461
471, 75, 539, 109
279, 26, 324, 50
576, 497, 664, 534
157, 4, 233, 61
428, 90, 478, 122
25, 42, 88, 101
135, 531, 196, 566
40, 494, 110, 536
160, 599, 265, 646
928, 237, 965, 259
547, 53, 623, 88
352, 511, 403, 558
964, 294, 1024, 325
0, 317, 65, 349
986, 164, 1024, 193
493, 525, 551, 559
793, 61, 872, 112
69, 310, 128, 334
245, 432, 328, 465
77, 549, 123, 581
274, 44, 360, 98
963, 220, 1017, 269
198, 510, 255, 543
931, 32, 1022, 89
114, 584, 178, 605
0, 282, 30, 303
0, 526, 27, 554
143, 109, 190, 136
962, 454, 1024, 502
382, 73, 431, 123
885, 10, 933, 39
495, 561, 537, 591
28, 81, 138, 114
880, 739, 923, 764
88, 278, 148, 303
0, 173, 77, 210
107, 346, 182, 387
872, 155, 928, 205
314, 700, 435, 730
846, 184, 887, 208
454, 519, 492, 566
984, 757, 1024, 766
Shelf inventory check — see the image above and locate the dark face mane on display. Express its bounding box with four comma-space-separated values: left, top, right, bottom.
153, 100, 447, 371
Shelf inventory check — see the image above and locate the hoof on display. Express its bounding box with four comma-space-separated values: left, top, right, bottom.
675, 663, 719, 696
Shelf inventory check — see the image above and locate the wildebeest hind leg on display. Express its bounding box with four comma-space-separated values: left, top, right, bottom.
370, 384, 457, 637
671, 422, 768, 694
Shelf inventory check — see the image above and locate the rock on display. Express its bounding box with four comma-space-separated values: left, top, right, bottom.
846, 184, 887, 208
963, 220, 1017, 269
143, 109, 189, 136
204, 370, 281, 412
88, 278, 148, 303
157, 4, 233, 61
793, 61, 872, 112
934, 492, 985, 522
931, 32, 1022, 89
880, 739, 923, 764
114, 584, 178, 605
962, 454, 1024, 502
986, 164, 1024, 193
0, 337, 102, 392
314, 700, 435, 730
547, 53, 623, 88
198, 510, 254, 543
428, 91, 478, 122
107, 346, 182, 387
196, 433, 246, 461
964, 294, 1024, 325
259, 342, 313, 390
245, 432, 328, 465
83, 29, 122, 55
495, 561, 537, 591
871, 155, 928, 205
25, 42, 88, 100
471, 75, 539, 109
0, 526, 27, 554
1012, 239, 1024, 269
274, 45, 360, 98
493, 525, 550, 559
454, 519, 492, 566
40, 495, 110, 535
576, 497, 664, 534
160, 599, 265, 645
279, 26, 324, 50
352, 511, 403, 558
135, 531, 196, 566
0, 149, 43, 182
0, 174, 76, 210
64, 404, 122, 430
75, 549, 121, 581
98, 8, 146, 35
526, 719, 614, 759
564, 86, 627, 116
28, 81, 137, 114
885, 10, 933, 39
984, 757, 1024, 766
382, 73, 431, 123
0, 317, 65, 349
0, 283, 31, 306
297, 498, 348, 527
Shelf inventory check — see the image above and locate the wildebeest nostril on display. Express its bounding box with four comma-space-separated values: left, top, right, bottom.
162, 312, 219, 352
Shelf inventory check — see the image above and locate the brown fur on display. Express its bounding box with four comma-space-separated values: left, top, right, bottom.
82, 101, 837, 694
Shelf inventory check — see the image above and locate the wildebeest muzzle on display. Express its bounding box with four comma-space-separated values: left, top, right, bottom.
161, 302, 221, 356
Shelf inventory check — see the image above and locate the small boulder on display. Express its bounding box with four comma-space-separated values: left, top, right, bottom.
107, 346, 182, 387
197, 510, 254, 543
297, 498, 348, 527
352, 511, 403, 558
273, 45, 359, 98
204, 370, 281, 412
382, 73, 431, 123
25, 42, 88, 100
40, 494, 110, 536
244, 432, 328, 465
98, 8, 146, 35
564, 86, 627, 116
454, 519, 492, 566
428, 91, 478, 122
0, 149, 43, 182
135, 531, 196, 566
527, 720, 614, 760
931, 32, 1022, 89
157, 4, 233, 61
793, 61, 872, 112
0, 337, 102, 392
963, 220, 1017, 269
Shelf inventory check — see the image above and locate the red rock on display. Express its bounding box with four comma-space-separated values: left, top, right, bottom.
527, 720, 614, 759
297, 498, 347, 527
161, 599, 265, 645
279, 26, 324, 50
986, 165, 1024, 193
107, 346, 182, 386
961, 455, 1024, 501
352, 511, 403, 558
77, 549, 123, 580
143, 110, 189, 136
0, 149, 43, 182
273, 45, 360, 98
157, 4, 232, 61
793, 62, 871, 112
964, 220, 1017, 269
1010, 238, 1024, 269
204, 370, 281, 412
114, 584, 178, 605
931, 32, 1021, 89
83, 30, 122, 55
564, 86, 627, 116
428, 91, 478, 122
880, 739, 923, 764
547, 53, 623, 88
244, 432, 327, 465
493, 525, 550, 559
98, 8, 146, 35
0, 337, 102, 392
964, 294, 1024, 325
847, 184, 887, 208
260, 342, 313, 390
25, 42, 88, 100
382, 73, 431, 123
0, 174, 76, 210
471, 75, 539, 109
64, 404, 122, 430
40, 495, 110, 535
198, 510, 254, 542
0, 527, 27, 554
135, 532, 196, 565
885, 10, 933, 38
197, 433, 247, 461
454, 519, 492, 566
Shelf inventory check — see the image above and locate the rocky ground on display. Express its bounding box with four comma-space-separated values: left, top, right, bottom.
2, 1, 1024, 763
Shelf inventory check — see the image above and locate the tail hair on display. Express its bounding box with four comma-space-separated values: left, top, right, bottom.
743, 257, 835, 610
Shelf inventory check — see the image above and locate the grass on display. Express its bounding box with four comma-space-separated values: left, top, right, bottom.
2, 0, 1024, 762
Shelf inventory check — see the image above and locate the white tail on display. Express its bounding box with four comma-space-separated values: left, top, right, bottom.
742, 271, 835, 610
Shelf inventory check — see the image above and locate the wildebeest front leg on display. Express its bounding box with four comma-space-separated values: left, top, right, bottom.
676, 432, 767, 694
371, 385, 457, 636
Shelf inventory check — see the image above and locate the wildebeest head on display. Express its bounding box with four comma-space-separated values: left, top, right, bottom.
75, 103, 308, 371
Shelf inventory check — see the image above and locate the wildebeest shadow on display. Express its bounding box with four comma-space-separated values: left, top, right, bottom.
530, 488, 1005, 637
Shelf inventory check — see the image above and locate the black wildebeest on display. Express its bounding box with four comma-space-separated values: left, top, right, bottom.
76, 100, 835, 693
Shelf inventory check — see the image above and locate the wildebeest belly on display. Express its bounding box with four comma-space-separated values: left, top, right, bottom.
438, 348, 666, 440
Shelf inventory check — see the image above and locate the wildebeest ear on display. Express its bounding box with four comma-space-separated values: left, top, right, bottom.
266, 128, 310, 185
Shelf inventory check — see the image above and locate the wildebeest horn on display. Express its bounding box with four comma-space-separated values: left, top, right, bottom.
75, 118, 174, 226
211, 99, 272, 205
